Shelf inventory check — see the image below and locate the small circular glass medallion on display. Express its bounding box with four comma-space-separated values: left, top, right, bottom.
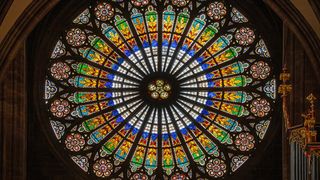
148, 79, 171, 100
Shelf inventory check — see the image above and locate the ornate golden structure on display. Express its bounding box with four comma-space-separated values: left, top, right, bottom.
278, 67, 292, 129
289, 94, 319, 155
302, 94, 317, 145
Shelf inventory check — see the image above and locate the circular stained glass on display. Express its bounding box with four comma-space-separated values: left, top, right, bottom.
43, 0, 277, 179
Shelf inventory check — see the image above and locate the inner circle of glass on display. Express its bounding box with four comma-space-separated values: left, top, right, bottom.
43, 0, 277, 179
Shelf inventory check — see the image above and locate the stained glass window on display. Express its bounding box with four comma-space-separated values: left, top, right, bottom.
43, 0, 277, 179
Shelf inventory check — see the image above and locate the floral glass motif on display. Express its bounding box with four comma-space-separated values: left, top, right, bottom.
234, 132, 255, 151
131, 0, 150, 7
50, 62, 70, 80
250, 98, 271, 117
235, 27, 255, 46
66, 28, 86, 46
50, 99, 70, 118
172, 0, 190, 7
65, 133, 86, 152
131, 173, 148, 180
250, 61, 271, 79
94, 2, 115, 21
43, 0, 277, 179
206, 158, 227, 178
93, 159, 113, 178
207, 2, 227, 21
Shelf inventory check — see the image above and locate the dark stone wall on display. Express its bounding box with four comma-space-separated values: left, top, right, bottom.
27, 115, 79, 180
0, 46, 27, 180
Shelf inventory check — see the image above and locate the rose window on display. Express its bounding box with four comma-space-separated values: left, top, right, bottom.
41, 0, 278, 179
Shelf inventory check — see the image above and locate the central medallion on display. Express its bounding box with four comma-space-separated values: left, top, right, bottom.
148, 79, 171, 100
140, 72, 179, 106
